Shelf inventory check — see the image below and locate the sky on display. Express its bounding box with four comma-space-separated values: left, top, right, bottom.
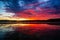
0, 0, 60, 20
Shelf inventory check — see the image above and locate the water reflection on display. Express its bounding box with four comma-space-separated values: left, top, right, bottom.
0, 24, 60, 31
0, 24, 60, 40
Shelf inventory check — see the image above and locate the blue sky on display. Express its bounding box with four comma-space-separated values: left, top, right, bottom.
0, 0, 60, 20
0, 1, 15, 17
0, 1, 5, 13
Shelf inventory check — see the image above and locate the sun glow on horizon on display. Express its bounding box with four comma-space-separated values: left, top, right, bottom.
16, 18, 35, 20
18, 18, 29, 20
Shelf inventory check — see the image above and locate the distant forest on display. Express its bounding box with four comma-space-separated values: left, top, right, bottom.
0, 18, 60, 24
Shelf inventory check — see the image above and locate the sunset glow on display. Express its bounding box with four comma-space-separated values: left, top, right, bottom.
0, 0, 60, 20
18, 18, 30, 20
0, 0, 60, 40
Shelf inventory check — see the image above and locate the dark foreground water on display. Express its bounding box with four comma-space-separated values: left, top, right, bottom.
0, 24, 60, 40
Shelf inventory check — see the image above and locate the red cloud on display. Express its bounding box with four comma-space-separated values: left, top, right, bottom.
14, 7, 60, 20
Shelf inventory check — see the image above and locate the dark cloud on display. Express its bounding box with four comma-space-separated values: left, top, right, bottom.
49, 0, 60, 14
0, 0, 60, 14
23, 0, 37, 4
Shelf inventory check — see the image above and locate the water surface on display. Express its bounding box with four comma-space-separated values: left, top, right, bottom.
0, 24, 60, 40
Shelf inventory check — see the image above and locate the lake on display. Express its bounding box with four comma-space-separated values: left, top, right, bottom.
0, 24, 60, 40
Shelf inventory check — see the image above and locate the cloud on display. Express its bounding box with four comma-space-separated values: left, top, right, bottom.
0, 12, 15, 17
0, 0, 60, 19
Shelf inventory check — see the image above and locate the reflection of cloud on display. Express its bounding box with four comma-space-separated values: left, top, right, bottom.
0, 24, 14, 32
